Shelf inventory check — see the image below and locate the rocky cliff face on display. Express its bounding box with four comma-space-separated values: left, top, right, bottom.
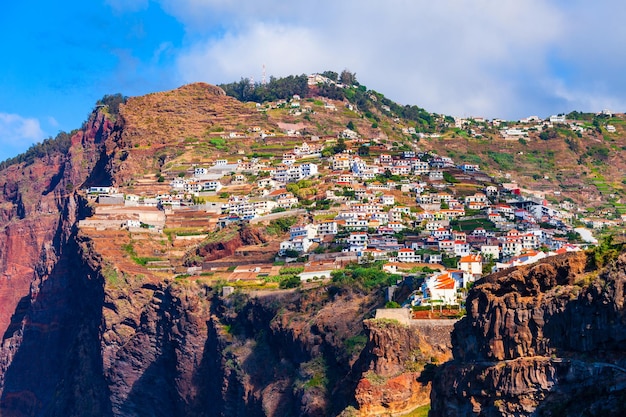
431, 251, 626, 417
0, 108, 115, 416
352, 319, 453, 417
0, 85, 457, 417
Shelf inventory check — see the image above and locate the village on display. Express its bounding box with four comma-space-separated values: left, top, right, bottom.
76, 88, 625, 314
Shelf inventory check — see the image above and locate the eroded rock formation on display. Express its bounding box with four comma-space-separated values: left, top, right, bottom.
431, 251, 626, 417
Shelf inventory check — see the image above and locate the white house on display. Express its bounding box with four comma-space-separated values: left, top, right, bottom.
397, 248, 421, 263
481, 245, 501, 260
194, 167, 209, 177
381, 195, 395, 206
202, 180, 223, 192
422, 273, 458, 305
549, 115, 566, 123
317, 220, 338, 236
458, 254, 483, 282
429, 171, 444, 181
347, 232, 369, 251
125, 219, 142, 229
412, 161, 430, 175
290, 224, 318, 240
280, 237, 313, 256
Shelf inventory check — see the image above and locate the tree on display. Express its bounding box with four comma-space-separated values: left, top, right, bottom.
321, 70, 338, 81
279, 275, 301, 289
284, 249, 300, 258
358, 145, 370, 156
97, 93, 127, 117
340, 69, 357, 86
539, 128, 558, 141
333, 137, 347, 154
347, 121, 356, 131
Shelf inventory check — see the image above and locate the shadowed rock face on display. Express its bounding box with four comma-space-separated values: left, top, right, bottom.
0, 108, 114, 417
0, 85, 459, 417
431, 251, 626, 417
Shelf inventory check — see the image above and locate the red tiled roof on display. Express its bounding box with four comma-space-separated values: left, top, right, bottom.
434, 274, 456, 290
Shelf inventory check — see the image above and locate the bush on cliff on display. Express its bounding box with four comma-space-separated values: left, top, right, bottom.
331, 262, 400, 290
587, 234, 624, 269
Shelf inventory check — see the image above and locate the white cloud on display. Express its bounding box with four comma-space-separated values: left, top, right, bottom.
177, 24, 332, 83
0, 113, 44, 157
164, 0, 626, 119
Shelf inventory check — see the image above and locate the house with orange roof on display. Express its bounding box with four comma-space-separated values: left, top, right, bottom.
458, 254, 483, 282
422, 272, 458, 305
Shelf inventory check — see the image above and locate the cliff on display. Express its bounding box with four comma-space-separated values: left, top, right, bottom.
0, 86, 455, 416
351, 319, 453, 417
431, 250, 626, 417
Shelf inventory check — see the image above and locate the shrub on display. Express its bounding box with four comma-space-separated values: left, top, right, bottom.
279, 275, 301, 289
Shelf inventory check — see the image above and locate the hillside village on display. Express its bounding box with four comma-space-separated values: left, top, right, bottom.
76, 87, 626, 312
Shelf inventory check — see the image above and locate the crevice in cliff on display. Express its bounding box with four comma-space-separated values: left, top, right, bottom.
82, 144, 114, 188
42, 162, 66, 196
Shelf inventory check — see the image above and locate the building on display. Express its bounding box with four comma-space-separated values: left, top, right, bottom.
279, 237, 313, 256
290, 224, 318, 240
422, 273, 458, 305
458, 254, 483, 280
397, 248, 421, 263
317, 220, 338, 236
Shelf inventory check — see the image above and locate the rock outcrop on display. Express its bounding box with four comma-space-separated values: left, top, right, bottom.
352, 319, 453, 416
431, 250, 626, 417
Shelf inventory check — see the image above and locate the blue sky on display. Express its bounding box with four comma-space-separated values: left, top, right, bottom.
2, 0, 626, 161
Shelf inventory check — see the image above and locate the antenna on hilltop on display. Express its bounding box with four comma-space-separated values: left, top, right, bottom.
262, 64, 267, 86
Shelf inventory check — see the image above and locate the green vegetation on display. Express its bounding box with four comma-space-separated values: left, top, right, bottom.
132, 256, 163, 266
97, 93, 127, 119
209, 138, 228, 150
297, 356, 329, 390
220, 74, 309, 102
163, 227, 210, 237
587, 235, 625, 269
279, 266, 304, 275
333, 137, 347, 154
331, 261, 400, 290
539, 128, 559, 141
443, 171, 459, 183
122, 241, 162, 266
265, 216, 299, 235
344, 334, 367, 356
279, 275, 301, 289
399, 404, 430, 417
486, 151, 514, 170
102, 264, 120, 286
452, 218, 496, 232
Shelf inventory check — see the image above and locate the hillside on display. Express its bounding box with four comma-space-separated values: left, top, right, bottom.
0, 78, 624, 417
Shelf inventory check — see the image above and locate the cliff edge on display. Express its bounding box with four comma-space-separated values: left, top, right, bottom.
431, 250, 626, 417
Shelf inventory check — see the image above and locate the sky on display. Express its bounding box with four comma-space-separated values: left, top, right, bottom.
1, 0, 626, 161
